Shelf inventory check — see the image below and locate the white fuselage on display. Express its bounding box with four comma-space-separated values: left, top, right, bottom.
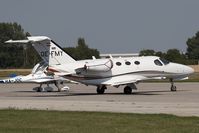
50, 56, 194, 86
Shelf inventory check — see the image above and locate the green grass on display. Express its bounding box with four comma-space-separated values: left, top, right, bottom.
0, 70, 30, 77
0, 110, 199, 133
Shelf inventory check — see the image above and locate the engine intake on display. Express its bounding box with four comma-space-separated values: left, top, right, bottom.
85, 59, 113, 72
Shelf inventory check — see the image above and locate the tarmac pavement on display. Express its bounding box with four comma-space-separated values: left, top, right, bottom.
0, 82, 198, 116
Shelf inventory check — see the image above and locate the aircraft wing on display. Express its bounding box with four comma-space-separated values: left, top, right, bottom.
106, 75, 147, 86
0, 77, 55, 84
0, 75, 78, 84
0, 76, 24, 84
102, 75, 165, 86
27, 78, 56, 83
29, 77, 78, 84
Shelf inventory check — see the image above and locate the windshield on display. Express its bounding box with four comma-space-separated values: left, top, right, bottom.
32, 61, 48, 74
154, 59, 163, 66
159, 58, 170, 65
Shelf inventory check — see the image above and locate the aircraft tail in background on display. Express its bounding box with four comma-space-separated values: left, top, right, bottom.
6, 36, 76, 66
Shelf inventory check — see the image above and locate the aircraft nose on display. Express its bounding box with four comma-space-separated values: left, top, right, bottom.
184, 65, 194, 74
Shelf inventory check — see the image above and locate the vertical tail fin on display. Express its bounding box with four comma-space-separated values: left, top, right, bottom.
27, 36, 76, 66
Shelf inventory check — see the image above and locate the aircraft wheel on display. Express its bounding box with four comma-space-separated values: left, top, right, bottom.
124, 86, 132, 94
171, 85, 177, 91
58, 88, 61, 92
97, 86, 106, 94
37, 87, 43, 92
170, 78, 177, 92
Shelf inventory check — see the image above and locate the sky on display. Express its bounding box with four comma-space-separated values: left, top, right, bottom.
0, 0, 199, 54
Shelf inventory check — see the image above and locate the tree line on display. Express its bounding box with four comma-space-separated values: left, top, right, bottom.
139, 31, 199, 65
0, 22, 99, 68
0, 22, 39, 68
0, 22, 199, 68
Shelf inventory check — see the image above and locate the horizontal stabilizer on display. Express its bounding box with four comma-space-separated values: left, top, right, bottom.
5, 36, 50, 44
5, 39, 30, 43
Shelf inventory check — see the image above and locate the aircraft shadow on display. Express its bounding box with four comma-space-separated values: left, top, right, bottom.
10, 89, 187, 97
66, 90, 177, 96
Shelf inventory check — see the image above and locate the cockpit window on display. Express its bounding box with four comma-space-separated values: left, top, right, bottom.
32, 61, 48, 74
159, 58, 170, 65
154, 59, 163, 66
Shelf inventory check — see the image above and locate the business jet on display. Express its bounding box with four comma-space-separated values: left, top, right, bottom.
6, 36, 194, 94
0, 61, 73, 92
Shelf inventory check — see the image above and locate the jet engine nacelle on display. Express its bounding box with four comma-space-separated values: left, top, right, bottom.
85, 59, 113, 72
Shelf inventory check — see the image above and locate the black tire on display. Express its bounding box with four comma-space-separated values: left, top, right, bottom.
171, 85, 177, 91
124, 86, 132, 94
97, 86, 106, 94
37, 87, 42, 92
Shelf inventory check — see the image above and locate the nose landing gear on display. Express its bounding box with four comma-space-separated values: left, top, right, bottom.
170, 79, 177, 91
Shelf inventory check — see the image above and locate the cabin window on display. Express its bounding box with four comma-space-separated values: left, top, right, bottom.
134, 61, 140, 65
159, 58, 170, 65
125, 61, 131, 65
116, 62, 122, 66
154, 59, 163, 66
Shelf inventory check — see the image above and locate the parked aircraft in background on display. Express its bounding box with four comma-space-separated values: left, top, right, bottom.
6, 36, 194, 94
0, 61, 75, 92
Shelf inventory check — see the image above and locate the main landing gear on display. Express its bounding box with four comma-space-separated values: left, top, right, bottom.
123, 84, 137, 94
124, 86, 132, 94
170, 79, 177, 92
33, 84, 43, 92
96, 84, 138, 94
33, 83, 53, 92
96, 85, 107, 94
55, 81, 62, 92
